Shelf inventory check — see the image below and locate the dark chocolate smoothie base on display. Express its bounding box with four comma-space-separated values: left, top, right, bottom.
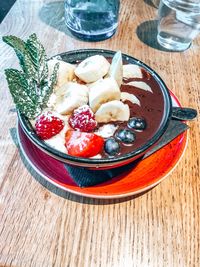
98, 66, 165, 158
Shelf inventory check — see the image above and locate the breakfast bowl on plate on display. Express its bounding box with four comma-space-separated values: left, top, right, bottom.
4, 34, 172, 171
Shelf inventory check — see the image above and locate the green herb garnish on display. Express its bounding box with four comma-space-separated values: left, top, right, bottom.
3, 33, 59, 119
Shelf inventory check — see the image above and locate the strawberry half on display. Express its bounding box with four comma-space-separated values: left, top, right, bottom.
65, 130, 104, 157
35, 112, 64, 140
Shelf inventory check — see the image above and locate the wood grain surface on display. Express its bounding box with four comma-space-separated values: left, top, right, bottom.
0, 0, 200, 266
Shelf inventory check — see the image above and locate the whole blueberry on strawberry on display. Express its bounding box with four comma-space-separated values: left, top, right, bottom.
69, 105, 97, 132
35, 112, 64, 140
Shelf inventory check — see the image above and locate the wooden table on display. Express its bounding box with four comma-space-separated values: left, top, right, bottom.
0, 1, 200, 266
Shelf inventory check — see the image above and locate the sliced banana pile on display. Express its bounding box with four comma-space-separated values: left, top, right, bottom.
89, 77, 121, 113
48, 51, 153, 124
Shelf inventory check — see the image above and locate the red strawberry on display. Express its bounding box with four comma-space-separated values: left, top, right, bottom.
35, 112, 64, 140
69, 105, 97, 132
65, 130, 104, 157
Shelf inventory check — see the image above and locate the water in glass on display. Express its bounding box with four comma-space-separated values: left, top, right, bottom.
65, 0, 120, 41
157, 0, 200, 51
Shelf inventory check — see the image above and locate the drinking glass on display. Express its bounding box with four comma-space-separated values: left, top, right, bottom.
65, 0, 120, 41
157, 0, 200, 51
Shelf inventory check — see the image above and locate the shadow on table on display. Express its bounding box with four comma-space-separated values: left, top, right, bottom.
39, 1, 108, 42
0, 0, 17, 23
136, 19, 171, 51
10, 127, 155, 205
143, 0, 156, 8
38, 1, 72, 37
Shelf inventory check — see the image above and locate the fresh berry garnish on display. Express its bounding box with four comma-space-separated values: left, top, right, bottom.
69, 105, 97, 132
115, 129, 135, 144
35, 112, 64, 140
104, 138, 120, 156
65, 130, 104, 157
128, 117, 147, 130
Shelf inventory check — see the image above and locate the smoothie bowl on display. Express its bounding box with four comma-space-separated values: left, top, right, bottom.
4, 34, 172, 170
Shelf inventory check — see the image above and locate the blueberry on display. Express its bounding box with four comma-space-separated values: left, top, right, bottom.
128, 117, 147, 130
104, 138, 120, 156
115, 129, 135, 144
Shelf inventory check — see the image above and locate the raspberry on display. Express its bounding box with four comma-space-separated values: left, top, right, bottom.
69, 105, 97, 132
35, 112, 64, 140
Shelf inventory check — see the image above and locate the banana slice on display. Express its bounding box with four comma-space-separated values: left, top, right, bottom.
45, 125, 68, 153
74, 55, 110, 83
107, 51, 123, 87
55, 95, 88, 115
121, 92, 141, 106
55, 82, 89, 97
95, 100, 130, 123
55, 82, 89, 114
89, 77, 121, 113
123, 64, 143, 79
126, 81, 152, 93
48, 59, 76, 90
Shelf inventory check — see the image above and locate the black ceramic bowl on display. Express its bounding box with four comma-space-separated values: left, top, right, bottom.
18, 49, 172, 169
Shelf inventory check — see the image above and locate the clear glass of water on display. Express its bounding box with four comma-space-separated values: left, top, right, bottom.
65, 0, 120, 41
157, 0, 200, 51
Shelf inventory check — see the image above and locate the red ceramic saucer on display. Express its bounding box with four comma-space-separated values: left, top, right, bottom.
17, 92, 188, 199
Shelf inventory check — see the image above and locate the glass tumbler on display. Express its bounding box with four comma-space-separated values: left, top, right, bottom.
157, 0, 200, 51
64, 0, 120, 41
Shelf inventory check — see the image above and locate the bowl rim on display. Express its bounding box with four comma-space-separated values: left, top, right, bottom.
18, 48, 172, 166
